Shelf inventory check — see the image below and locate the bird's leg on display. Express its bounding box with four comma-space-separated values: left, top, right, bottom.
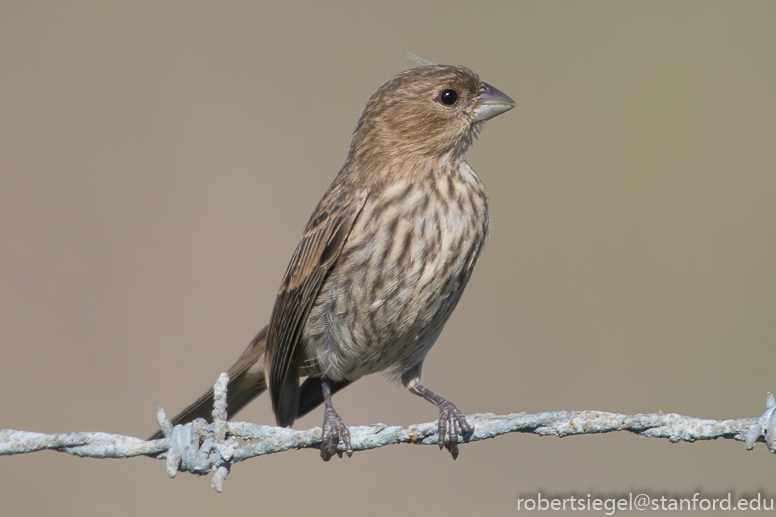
402, 368, 472, 460
319, 376, 353, 461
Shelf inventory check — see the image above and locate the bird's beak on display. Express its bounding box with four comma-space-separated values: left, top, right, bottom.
471, 83, 516, 122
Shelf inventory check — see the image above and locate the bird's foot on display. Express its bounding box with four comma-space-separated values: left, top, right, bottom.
406, 379, 473, 460
320, 406, 353, 461
436, 400, 473, 460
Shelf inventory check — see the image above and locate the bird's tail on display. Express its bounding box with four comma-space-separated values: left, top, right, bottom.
148, 324, 352, 440
148, 326, 269, 440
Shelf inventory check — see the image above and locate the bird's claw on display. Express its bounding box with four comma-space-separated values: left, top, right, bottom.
320, 407, 353, 461
437, 400, 472, 460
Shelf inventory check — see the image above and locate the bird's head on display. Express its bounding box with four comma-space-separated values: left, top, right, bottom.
350, 65, 515, 163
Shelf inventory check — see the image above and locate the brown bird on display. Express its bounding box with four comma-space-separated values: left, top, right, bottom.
151, 64, 515, 460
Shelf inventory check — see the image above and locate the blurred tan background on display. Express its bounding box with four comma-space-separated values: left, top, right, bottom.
2, 1, 775, 515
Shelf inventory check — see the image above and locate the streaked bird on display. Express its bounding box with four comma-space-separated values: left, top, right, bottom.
152, 64, 515, 460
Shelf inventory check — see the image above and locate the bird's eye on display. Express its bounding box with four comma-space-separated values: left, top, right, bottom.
438, 89, 459, 106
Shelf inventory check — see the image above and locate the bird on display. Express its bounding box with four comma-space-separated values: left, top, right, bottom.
151, 64, 515, 461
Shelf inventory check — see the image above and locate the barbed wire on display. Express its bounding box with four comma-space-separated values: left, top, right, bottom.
2, 373, 773, 492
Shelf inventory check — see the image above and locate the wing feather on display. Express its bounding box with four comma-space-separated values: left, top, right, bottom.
266, 187, 368, 426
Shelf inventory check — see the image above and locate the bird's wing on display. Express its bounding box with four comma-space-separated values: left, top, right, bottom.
267, 187, 368, 427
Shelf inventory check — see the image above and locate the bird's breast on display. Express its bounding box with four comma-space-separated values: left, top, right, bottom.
302, 160, 489, 381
